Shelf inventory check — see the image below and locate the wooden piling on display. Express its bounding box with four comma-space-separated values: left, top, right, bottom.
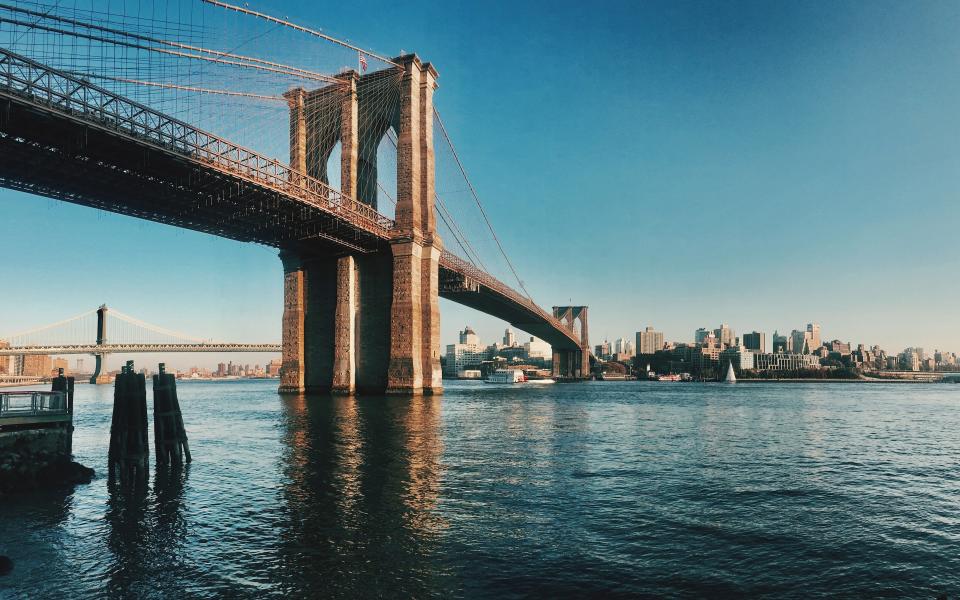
51, 368, 75, 454
152, 363, 191, 465
108, 361, 149, 480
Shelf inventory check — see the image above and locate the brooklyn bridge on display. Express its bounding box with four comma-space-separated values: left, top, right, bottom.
0, 1, 591, 394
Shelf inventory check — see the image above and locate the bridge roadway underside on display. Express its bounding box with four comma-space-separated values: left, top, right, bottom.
0, 94, 385, 256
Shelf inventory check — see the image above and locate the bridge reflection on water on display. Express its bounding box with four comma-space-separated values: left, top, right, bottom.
277, 394, 449, 597
0, 381, 454, 598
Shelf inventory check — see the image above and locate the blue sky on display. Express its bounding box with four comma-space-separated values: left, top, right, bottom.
1, 0, 958, 367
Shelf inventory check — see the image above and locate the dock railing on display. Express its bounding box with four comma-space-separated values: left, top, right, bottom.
0, 391, 70, 427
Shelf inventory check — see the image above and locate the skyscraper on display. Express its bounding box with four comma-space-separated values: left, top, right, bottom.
694, 328, 709, 344
806, 323, 822, 351
772, 331, 790, 353
714, 324, 735, 348
791, 329, 812, 355
636, 326, 664, 355
614, 337, 630, 355
503, 328, 516, 347
459, 326, 480, 346
743, 331, 766, 353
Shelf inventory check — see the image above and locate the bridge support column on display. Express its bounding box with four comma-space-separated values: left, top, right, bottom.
280, 250, 393, 395
331, 256, 357, 395
420, 242, 442, 394
385, 55, 442, 396
419, 63, 442, 395
279, 251, 306, 394
387, 241, 424, 394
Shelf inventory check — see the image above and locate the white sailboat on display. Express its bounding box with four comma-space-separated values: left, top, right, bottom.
724, 361, 737, 383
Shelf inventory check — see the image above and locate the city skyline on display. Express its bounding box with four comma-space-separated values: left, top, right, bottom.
1, 0, 958, 364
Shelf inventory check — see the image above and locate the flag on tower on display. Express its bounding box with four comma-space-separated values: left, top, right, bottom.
359, 52, 368, 72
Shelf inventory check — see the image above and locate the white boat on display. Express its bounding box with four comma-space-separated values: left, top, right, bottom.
485, 369, 525, 383
724, 362, 737, 383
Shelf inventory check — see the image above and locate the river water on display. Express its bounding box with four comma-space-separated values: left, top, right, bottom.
1, 380, 958, 598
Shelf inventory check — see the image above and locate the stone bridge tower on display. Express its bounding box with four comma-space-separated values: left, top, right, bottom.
278, 55, 442, 396
551, 306, 590, 379
90, 304, 111, 385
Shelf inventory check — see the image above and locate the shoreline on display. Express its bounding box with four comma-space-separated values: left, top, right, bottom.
736, 378, 944, 384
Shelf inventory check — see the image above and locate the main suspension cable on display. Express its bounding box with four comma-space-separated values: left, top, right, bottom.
201, 0, 401, 68
433, 107, 536, 303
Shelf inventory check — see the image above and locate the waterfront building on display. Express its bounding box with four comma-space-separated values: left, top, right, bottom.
694, 328, 710, 344
899, 348, 921, 372
267, 359, 282, 377
0, 340, 9, 375
772, 330, 791, 353
754, 353, 821, 371
595, 340, 612, 360
445, 326, 489, 377
636, 326, 664, 355
828, 340, 851, 355
692, 345, 722, 372
459, 326, 480, 346
20, 354, 52, 377
742, 331, 766, 353
935, 350, 957, 369
523, 337, 552, 361
720, 347, 755, 371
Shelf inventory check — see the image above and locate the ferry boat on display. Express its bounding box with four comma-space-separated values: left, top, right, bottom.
599, 372, 627, 381
658, 374, 681, 381
485, 369, 526, 384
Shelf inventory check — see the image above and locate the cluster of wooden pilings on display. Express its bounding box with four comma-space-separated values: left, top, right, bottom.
108, 361, 190, 482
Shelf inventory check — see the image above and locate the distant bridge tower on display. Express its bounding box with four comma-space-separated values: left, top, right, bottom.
279, 54, 442, 396
552, 306, 590, 379
90, 304, 111, 384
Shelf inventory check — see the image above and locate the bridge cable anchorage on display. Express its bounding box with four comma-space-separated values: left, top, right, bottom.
0, 13, 341, 84
433, 107, 538, 304
200, 0, 402, 68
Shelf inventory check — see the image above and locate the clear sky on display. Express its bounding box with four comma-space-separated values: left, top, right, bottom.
1, 0, 958, 368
